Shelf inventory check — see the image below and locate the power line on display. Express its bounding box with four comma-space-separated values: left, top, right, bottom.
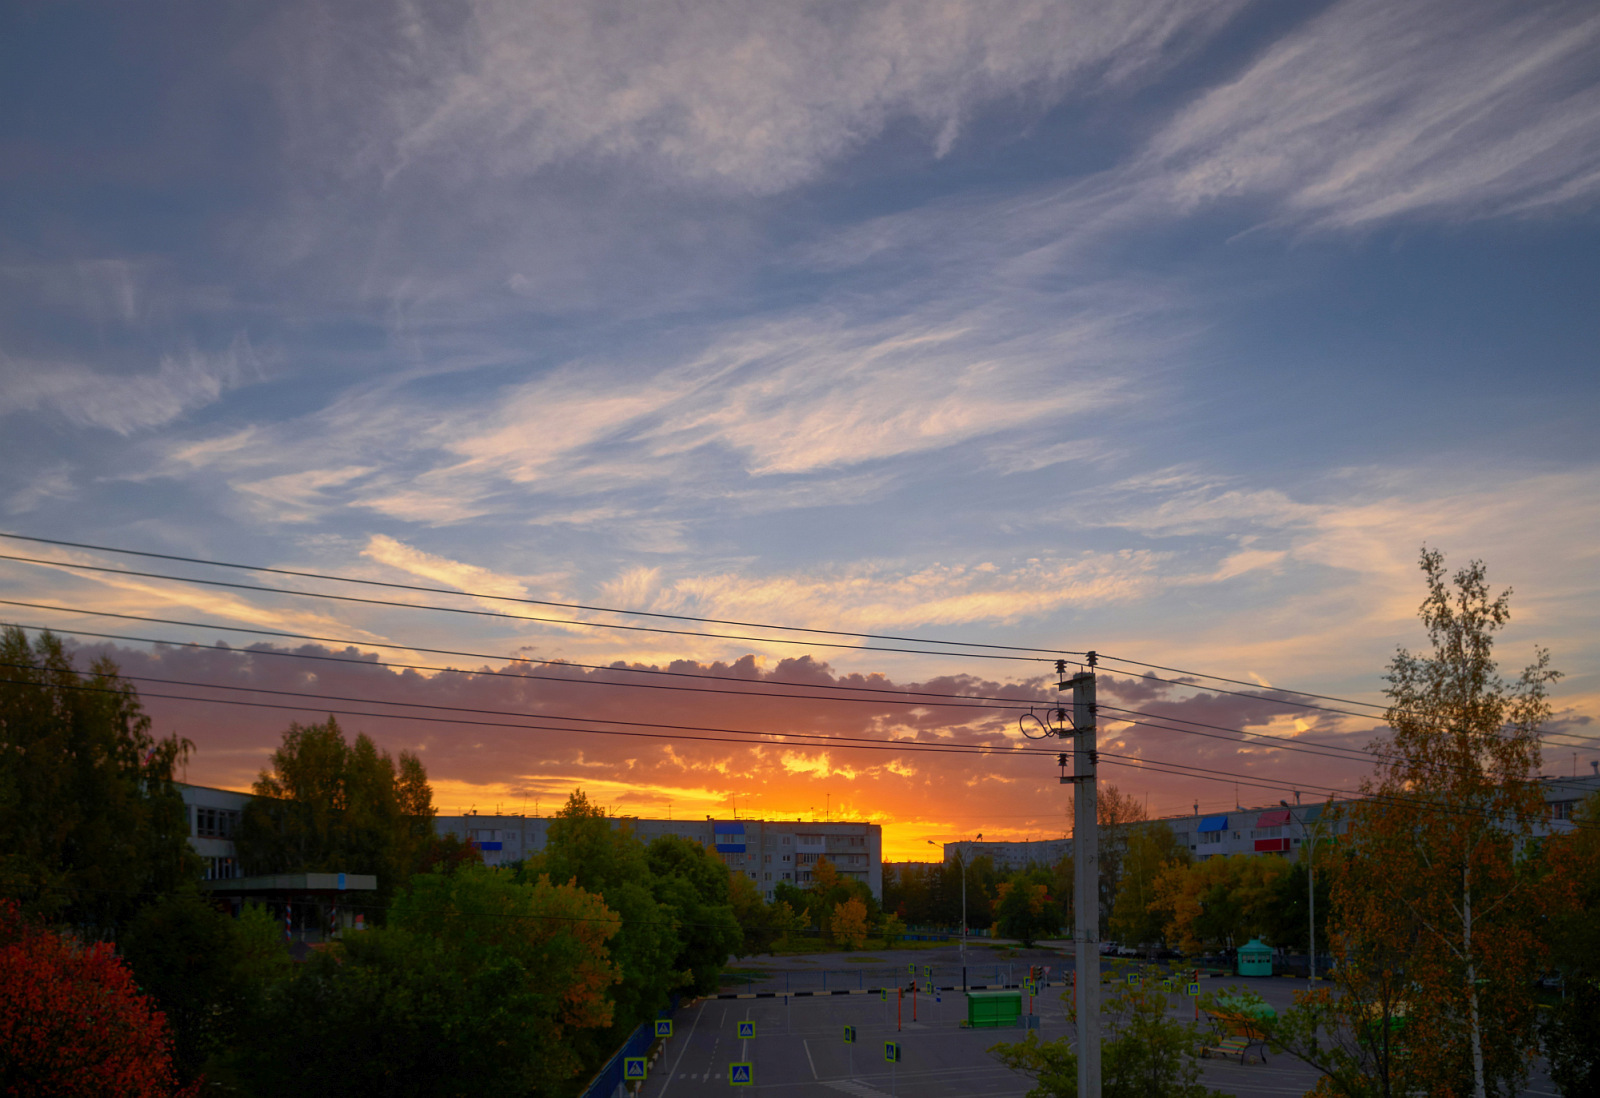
0, 659, 1026, 755
0, 531, 1071, 658
4, 669, 1586, 834
0, 672, 1048, 762
1096, 658, 1597, 752
0, 611, 1045, 710
1, 551, 1060, 662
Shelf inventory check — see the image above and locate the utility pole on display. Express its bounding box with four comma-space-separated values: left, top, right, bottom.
1060, 654, 1100, 1098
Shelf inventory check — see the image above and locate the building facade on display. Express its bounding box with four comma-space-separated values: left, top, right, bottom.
434, 814, 884, 902
942, 772, 1600, 868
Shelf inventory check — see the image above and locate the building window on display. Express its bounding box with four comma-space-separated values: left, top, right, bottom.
764, 872, 771, 881
1252, 826, 1283, 839
1199, 831, 1223, 845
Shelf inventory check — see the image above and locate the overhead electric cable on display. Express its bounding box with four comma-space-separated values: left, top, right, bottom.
0, 672, 1046, 761
0, 612, 1044, 709
3, 672, 1585, 832
0, 531, 1071, 656
0, 659, 1024, 753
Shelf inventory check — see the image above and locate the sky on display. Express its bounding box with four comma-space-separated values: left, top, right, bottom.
2, 0, 1598, 860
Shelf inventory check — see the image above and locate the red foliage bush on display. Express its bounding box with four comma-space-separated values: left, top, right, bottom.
0, 900, 194, 1097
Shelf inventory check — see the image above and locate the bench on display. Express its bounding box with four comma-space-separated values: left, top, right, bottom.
1200, 1035, 1268, 1065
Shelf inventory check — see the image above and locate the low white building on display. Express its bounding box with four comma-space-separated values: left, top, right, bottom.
434, 814, 884, 901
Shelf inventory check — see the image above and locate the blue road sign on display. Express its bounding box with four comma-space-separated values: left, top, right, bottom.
923, 965, 932, 976
1186, 982, 1201, 996
729, 1063, 753, 1086
880, 987, 887, 1001
737, 1021, 755, 1039
884, 1041, 901, 1064
843, 1025, 856, 1044
935, 992, 942, 1004
1128, 974, 1141, 986
623, 1057, 647, 1080
656, 1019, 673, 1037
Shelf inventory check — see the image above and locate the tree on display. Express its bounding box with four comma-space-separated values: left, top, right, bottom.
991, 962, 1224, 1098
833, 897, 869, 950
0, 628, 196, 937
879, 912, 905, 949
995, 871, 1061, 948
531, 791, 678, 1042
1258, 856, 1331, 956
1109, 821, 1187, 951
118, 890, 263, 1085
1089, 784, 1149, 935
728, 871, 780, 956
645, 834, 742, 995
238, 867, 619, 1098
0, 900, 190, 1097
1541, 790, 1600, 1095
1148, 854, 1288, 955
1334, 550, 1557, 1098
236, 718, 436, 904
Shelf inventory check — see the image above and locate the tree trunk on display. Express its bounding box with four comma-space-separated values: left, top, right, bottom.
1464, 863, 1487, 1098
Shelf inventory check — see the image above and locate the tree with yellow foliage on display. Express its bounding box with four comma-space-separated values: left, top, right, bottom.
832, 898, 869, 951
1148, 854, 1289, 955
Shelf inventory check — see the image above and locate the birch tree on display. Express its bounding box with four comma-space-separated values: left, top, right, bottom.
1338, 549, 1556, 1098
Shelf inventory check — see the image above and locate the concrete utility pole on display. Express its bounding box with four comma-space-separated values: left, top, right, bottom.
1283, 800, 1324, 989
1062, 655, 1101, 1098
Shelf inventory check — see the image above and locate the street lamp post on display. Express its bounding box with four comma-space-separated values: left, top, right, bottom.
1282, 800, 1323, 988
930, 838, 972, 962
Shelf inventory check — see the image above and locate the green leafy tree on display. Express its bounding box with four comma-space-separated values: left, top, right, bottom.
879, 911, 905, 949
531, 791, 678, 1042
992, 962, 1225, 1098
995, 870, 1061, 948
645, 834, 742, 995
727, 871, 778, 956
236, 718, 435, 904
237, 866, 618, 1098
1109, 822, 1187, 951
0, 628, 196, 937
1259, 857, 1331, 956
119, 889, 261, 1085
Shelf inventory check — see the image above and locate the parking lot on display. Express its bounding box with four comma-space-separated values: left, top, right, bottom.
634, 945, 1562, 1098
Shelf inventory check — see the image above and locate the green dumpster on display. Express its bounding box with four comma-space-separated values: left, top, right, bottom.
1237, 938, 1273, 977
966, 990, 1022, 1028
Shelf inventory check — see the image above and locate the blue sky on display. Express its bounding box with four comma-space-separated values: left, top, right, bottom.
3, 0, 1597, 845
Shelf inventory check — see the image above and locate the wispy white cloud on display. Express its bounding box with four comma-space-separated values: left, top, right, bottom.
351, 0, 1248, 195
0, 342, 254, 435
1143, 0, 1600, 226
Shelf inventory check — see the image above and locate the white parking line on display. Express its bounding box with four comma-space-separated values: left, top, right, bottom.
804, 1038, 818, 1079
654, 999, 706, 1098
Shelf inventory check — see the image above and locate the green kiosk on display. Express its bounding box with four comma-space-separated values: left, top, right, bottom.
1236, 938, 1273, 977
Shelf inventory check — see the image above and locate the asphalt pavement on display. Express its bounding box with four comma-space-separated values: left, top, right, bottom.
632, 944, 1562, 1098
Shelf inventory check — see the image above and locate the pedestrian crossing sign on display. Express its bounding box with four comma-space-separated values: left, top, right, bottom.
737, 1021, 755, 1039
884, 1041, 901, 1063
655, 1019, 673, 1037
908, 964, 916, 976
880, 987, 887, 1000
923, 965, 932, 977
623, 1058, 646, 1080
1127, 974, 1141, 986
729, 1062, 753, 1086
1187, 982, 1201, 996
843, 1025, 856, 1044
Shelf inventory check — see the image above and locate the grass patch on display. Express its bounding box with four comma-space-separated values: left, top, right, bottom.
844, 956, 886, 964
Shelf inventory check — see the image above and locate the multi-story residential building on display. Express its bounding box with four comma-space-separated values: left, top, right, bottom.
434, 814, 883, 902
941, 836, 1071, 872
942, 771, 1600, 867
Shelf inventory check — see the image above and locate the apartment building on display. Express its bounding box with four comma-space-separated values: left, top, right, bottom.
435, 814, 884, 901
941, 772, 1600, 868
